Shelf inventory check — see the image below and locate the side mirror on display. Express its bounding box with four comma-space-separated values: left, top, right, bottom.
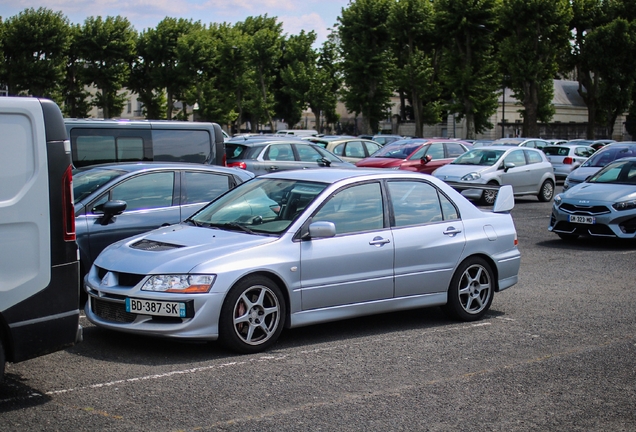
317, 157, 332, 167
504, 162, 516, 172
420, 154, 432, 164
308, 221, 336, 238
100, 200, 127, 225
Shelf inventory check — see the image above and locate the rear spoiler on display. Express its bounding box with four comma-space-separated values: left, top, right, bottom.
445, 182, 514, 213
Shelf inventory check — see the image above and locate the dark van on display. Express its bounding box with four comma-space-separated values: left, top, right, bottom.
1, 97, 81, 381
65, 119, 226, 168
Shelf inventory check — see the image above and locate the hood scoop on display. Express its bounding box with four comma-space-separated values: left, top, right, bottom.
130, 239, 184, 251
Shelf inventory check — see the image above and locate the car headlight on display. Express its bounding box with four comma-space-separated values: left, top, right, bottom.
613, 200, 636, 211
461, 172, 481, 181
141, 275, 216, 293
553, 194, 562, 206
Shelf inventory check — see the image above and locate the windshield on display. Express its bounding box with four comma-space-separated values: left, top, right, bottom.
582, 145, 636, 167
369, 140, 424, 159
189, 178, 328, 235
72, 168, 125, 204
587, 160, 636, 185
451, 149, 505, 166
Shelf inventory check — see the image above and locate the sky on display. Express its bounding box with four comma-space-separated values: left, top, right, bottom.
0, 0, 352, 46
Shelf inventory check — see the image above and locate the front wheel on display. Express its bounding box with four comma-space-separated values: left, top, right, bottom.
479, 182, 499, 205
219, 276, 286, 354
442, 257, 494, 321
538, 179, 555, 202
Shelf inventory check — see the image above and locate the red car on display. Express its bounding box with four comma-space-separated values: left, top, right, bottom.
355, 138, 470, 174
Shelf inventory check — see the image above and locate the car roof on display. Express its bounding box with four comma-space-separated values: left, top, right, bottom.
261, 167, 439, 184
226, 137, 307, 145
73, 161, 254, 179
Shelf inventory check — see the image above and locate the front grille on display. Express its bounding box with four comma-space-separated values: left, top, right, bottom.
560, 203, 611, 215
92, 297, 136, 323
94, 266, 145, 288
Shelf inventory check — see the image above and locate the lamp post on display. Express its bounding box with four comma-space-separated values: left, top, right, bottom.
501, 83, 506, 138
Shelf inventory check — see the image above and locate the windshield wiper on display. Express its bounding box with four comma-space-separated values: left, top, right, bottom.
203, 222, 255, 234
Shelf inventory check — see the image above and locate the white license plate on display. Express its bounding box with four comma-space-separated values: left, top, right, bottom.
569, 215, 595, 224
125, 298, 187, 317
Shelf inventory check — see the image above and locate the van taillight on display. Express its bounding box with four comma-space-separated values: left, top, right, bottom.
563, 157, 573, 165
62, 165, 76, 241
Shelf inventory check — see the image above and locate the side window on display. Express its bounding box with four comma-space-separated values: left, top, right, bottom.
296, 144, 323, 162
426, 143, 445, 160
525, 150, 543, 164
117, 137, 144, 161
344, 141, 365, 158
75, 136, 116, 166
504, 150, 527, 167
183, 172, 231, 204
332, 143, 345, 156
446, 143, 466, 158
575, 147, 594, 157
266, 144, 295, 161
152, 130, 210, 164
388, 181, 446, 227
313, 183, 384, 235
110, 172, 175, 212
364, 141, 381, 156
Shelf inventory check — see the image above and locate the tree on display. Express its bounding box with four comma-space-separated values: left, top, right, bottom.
587, 19, 636, 138
1, 7, 70, 100
435, 0, 500, 139
128, 29, 166, 119
239, 15, 283, 132
339, 0, 395, 134
498, 0, 572, 137
307, 29, 342, 133
389, 0, 441, 137
62, 24, 92, 118
276, 30, 317, 129
79, 16, 136, 118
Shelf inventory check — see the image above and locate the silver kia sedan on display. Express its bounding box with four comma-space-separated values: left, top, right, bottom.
433, 146, 556, 205
85, 169, 521, 353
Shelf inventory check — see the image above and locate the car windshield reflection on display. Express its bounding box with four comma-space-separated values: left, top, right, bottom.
587, 159, 636, 185
451, 149, 505, 166
189, 178, 328, 234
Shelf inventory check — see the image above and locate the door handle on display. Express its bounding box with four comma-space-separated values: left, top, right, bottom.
443, 227, 462, 236
369, 236, 391, 246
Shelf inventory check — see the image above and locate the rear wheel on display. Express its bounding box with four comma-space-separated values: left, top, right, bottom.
442, 257, 494, 321
219, 276, 286, 354
538, 179, 555, 202
479, 182, 499, 205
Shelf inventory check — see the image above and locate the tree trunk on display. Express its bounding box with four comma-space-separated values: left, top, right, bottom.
522, 81, 540, 137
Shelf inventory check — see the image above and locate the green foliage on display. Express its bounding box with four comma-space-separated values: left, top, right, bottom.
79, 15, 136, 118
62, 24, 92, 117
498, 0, 572, 137
1, 7, 71, 99
339, 0, 395, 134
307, 30, 342, 132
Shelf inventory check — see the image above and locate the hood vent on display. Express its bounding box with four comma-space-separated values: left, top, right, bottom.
130, 239, 184, 251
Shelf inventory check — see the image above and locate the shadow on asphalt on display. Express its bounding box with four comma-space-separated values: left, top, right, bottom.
0, 374, 52, 413
65, 306, 507, 366
538, 236, 636, 252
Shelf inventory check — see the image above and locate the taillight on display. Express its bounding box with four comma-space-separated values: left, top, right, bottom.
62, 164, 76, 241
563, 157, 573, 165
227, 161, 247, 170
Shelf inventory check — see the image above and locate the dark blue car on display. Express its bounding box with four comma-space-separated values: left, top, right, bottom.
73, 162, 254, 278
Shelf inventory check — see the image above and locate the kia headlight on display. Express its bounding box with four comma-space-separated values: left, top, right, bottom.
553, 194, 562, 206
461, 172, 481, 181
142, 275, 216, 293
613, 200, 636, 211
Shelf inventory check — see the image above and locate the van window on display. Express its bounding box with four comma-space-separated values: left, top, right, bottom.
0, 115, 34, 201
152, 129, 209, 163
75, 135, 144, 166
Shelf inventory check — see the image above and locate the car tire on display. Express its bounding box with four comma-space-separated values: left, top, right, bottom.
219, 275, 286, 354
538, 180, 555, 202
479, 182, 499, 206
557, 232, 578, 241
442, 257, 494, 322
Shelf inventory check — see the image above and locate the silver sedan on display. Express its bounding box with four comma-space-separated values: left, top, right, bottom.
85, 169, 521, 353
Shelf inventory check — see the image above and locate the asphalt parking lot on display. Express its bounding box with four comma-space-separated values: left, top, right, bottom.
2, 187, 635, 431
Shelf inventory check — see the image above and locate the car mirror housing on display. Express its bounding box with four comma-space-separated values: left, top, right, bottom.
100, 200, 127, 225
493, 185, 514, 213
504, 162, 516, 172
421, 154, 432, 164
308, 221, 336, 238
